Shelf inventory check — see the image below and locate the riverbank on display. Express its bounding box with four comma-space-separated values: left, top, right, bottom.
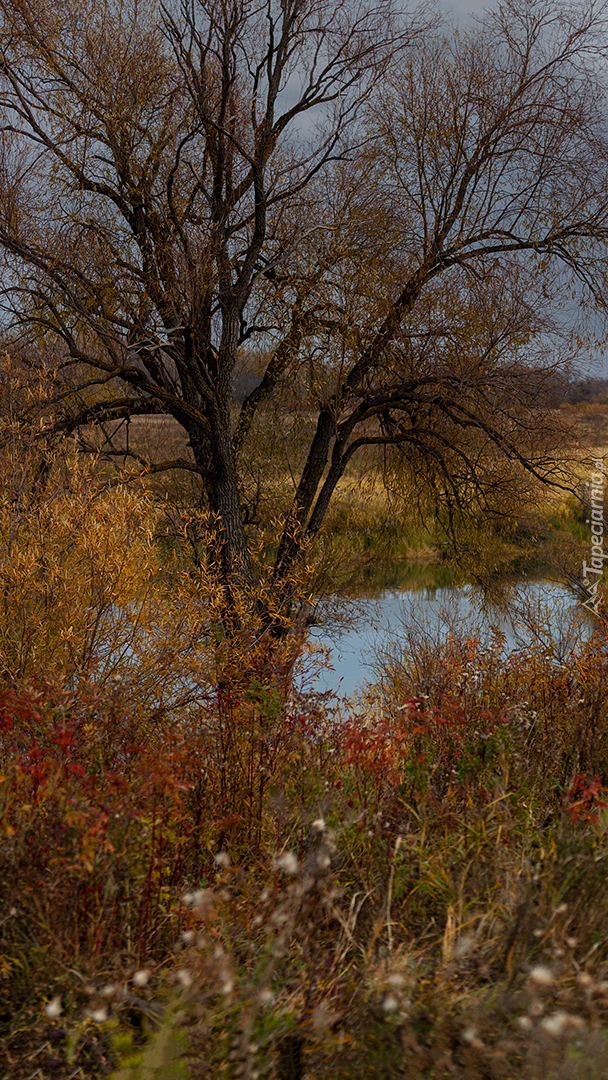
2, 425, 608, 1079
310, 483, 591, 597
87, 411, 600, 599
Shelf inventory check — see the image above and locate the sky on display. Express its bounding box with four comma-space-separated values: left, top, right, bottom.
440, 0, 487, 16
437, 0, 608, 380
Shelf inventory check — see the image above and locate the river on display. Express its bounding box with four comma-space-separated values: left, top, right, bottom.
303, 578, 594, 698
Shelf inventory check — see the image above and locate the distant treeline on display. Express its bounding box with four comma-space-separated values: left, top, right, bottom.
560, 376, 608, 405
230, 361, 608, 409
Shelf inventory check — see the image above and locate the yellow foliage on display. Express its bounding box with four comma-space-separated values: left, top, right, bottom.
0, 422, 311, 739
0, 436, 221, 724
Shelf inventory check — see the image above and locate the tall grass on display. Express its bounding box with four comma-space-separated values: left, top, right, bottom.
2, 415, 608, 1077
4, 608, 608, 1077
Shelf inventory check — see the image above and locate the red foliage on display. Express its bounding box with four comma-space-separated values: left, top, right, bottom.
563, 774, 608, 825
0, 683, 203, 963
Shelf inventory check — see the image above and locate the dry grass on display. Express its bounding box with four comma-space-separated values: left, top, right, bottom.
5, 609, 608, 1078
3, 405, 608, 1079
84, 404, 607, 596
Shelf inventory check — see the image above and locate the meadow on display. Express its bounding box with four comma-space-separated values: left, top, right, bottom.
2, 416, 608, 1080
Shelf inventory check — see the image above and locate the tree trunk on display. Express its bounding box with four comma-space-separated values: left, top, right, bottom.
188, 407, 257, 625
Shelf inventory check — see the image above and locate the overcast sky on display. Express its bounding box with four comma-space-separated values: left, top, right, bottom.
440, 0, 487, 16
436, 0, 608, 379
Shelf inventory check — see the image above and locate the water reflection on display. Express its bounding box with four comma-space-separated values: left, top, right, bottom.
306, 580, 594, 698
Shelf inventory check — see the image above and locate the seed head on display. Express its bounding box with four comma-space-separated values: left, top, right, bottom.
44, 995, 62, 1019
277, 851, 299, 875
183, 889, 210, 909
529, 965, 554, 987
462, 1027, 483, 1048
540, 1012, 569, 1037
454, 935, 475, 958
383, 994, 399, 1013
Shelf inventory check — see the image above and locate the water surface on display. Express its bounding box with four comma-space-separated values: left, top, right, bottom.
305, 579, 593, 698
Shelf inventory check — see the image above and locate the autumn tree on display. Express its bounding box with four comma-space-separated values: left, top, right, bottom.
0, 0, 607, 626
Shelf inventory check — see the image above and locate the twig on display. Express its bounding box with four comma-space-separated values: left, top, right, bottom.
386, 836, 403, 955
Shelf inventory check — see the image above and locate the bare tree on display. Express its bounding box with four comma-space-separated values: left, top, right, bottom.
0, 0, 607, 626
270, 0, 608, 579
0, 0, 421, 610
